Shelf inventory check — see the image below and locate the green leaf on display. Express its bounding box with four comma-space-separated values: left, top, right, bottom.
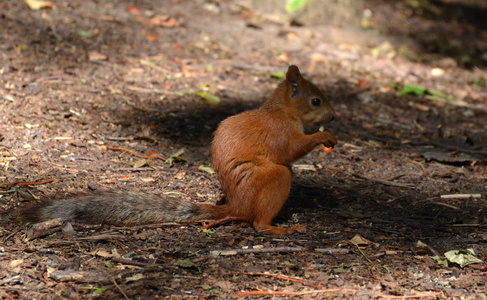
105, 261, 113, 268
174, 258, 195, 268
398, 84, 426, 96
198, 165, 215, 174
93, 287, 107, 295
444, 249, 483, 268
283, 261, 299, 271
427, 88, 459, 102
165, 148, 185, 165
202, 228, 215, 237
196, 91, 220, 105
432, 255, 450, 267
270, 71, 286, 79
78, 30, 93, 38
202, 285, 222, 294
285, 0, 308, 13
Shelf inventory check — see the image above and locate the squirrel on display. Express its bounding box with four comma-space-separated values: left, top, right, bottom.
21, 65, 337, 234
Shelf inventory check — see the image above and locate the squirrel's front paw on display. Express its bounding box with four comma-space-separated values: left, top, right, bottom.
321, 131, 337, 148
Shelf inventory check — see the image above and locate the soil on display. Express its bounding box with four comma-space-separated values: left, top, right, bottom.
1, 0, 486, 299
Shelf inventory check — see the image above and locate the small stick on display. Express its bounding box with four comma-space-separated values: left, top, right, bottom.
352, 173, 415, 188
314, 248, 349, 255
235, 288, 357, 297
107, 146, 166, 161
472, 271, 487, 276
440, 193, 482, 199
112, 278, 129, 300
431, 202, 460, 210
232, 271, 321, 289
2, 179, 54, 187
374, 292, 441, 299
26, 227, 62, 241
210, 246, 305, 256
111, 257, 155, 268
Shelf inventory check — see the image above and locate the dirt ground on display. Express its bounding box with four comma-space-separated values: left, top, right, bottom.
1, 0, 486, 299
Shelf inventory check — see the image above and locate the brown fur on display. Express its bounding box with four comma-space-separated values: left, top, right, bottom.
21, 65, 337, 234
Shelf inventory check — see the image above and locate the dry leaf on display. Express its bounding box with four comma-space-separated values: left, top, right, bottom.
148, 15, 180, 28
349, 234, 380, 247
89, 51, 107, 62
147, 151, 160, 158
133, 159, 149, 168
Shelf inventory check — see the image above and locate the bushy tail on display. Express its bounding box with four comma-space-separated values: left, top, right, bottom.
21, 191, 230, 226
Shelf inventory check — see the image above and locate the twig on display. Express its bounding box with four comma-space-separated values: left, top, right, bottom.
1, 179, 53, 187
431, 201, 460, 210
107, 146, 166, 161
26, 227, 62, 241
354, 243, 378, 279
112, 278, 129, 300
111, 257, 155, 268
2, 292, 16, 300
2, 229, 19, 244
235, 288, 357, 297
210, 246, 305, 256
440, 193, 482, 199
232, 63, 285, 72
352, 173, 415, 188
374, 292, 441, 298
314, 248, 349, 255
472, 271, 487, 276
232, 271, 321, 289
26, 219, 64, 241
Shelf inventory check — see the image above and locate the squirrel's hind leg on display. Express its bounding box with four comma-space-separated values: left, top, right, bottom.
249, 164, 304, 234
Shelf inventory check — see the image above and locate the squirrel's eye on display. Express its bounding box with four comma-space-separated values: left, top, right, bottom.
311, 98, 321, 106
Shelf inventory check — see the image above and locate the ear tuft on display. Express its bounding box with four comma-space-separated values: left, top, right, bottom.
286, 65, 302, 87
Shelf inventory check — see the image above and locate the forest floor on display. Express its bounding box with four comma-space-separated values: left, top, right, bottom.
1, 0, 486, 299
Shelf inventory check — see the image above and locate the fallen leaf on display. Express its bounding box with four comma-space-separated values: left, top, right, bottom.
444, 249, 483, 268
196, 91, 220, 105
93, 287, 107, 295
166, 148, 185, 165
198, 165, 215, 174
126, 273, 145, 282
78, 31, 93, 38
174, 258, 194, 268
127, 6, 140, 14
89, 51, 107, 62
270, 71, 286, 79
133, 159, 149, 168
358, 79, 369, 87
24, 0, 55, 10
148, 15, 180, 28
349, 234, 380, 247
147, 34, 158, 42
147, 151, 160, 158
399, 84, 426, 96
286, 0, 308, 13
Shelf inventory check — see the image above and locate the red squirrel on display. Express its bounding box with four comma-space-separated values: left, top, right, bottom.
22, 65, 337, 234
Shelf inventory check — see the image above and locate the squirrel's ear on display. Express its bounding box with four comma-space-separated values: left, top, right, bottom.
286, 65, 302, 97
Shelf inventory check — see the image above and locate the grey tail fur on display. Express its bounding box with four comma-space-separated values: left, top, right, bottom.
21, 191, 229, 226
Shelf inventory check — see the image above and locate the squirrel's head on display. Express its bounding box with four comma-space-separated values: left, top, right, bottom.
285, 65, 335, 132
